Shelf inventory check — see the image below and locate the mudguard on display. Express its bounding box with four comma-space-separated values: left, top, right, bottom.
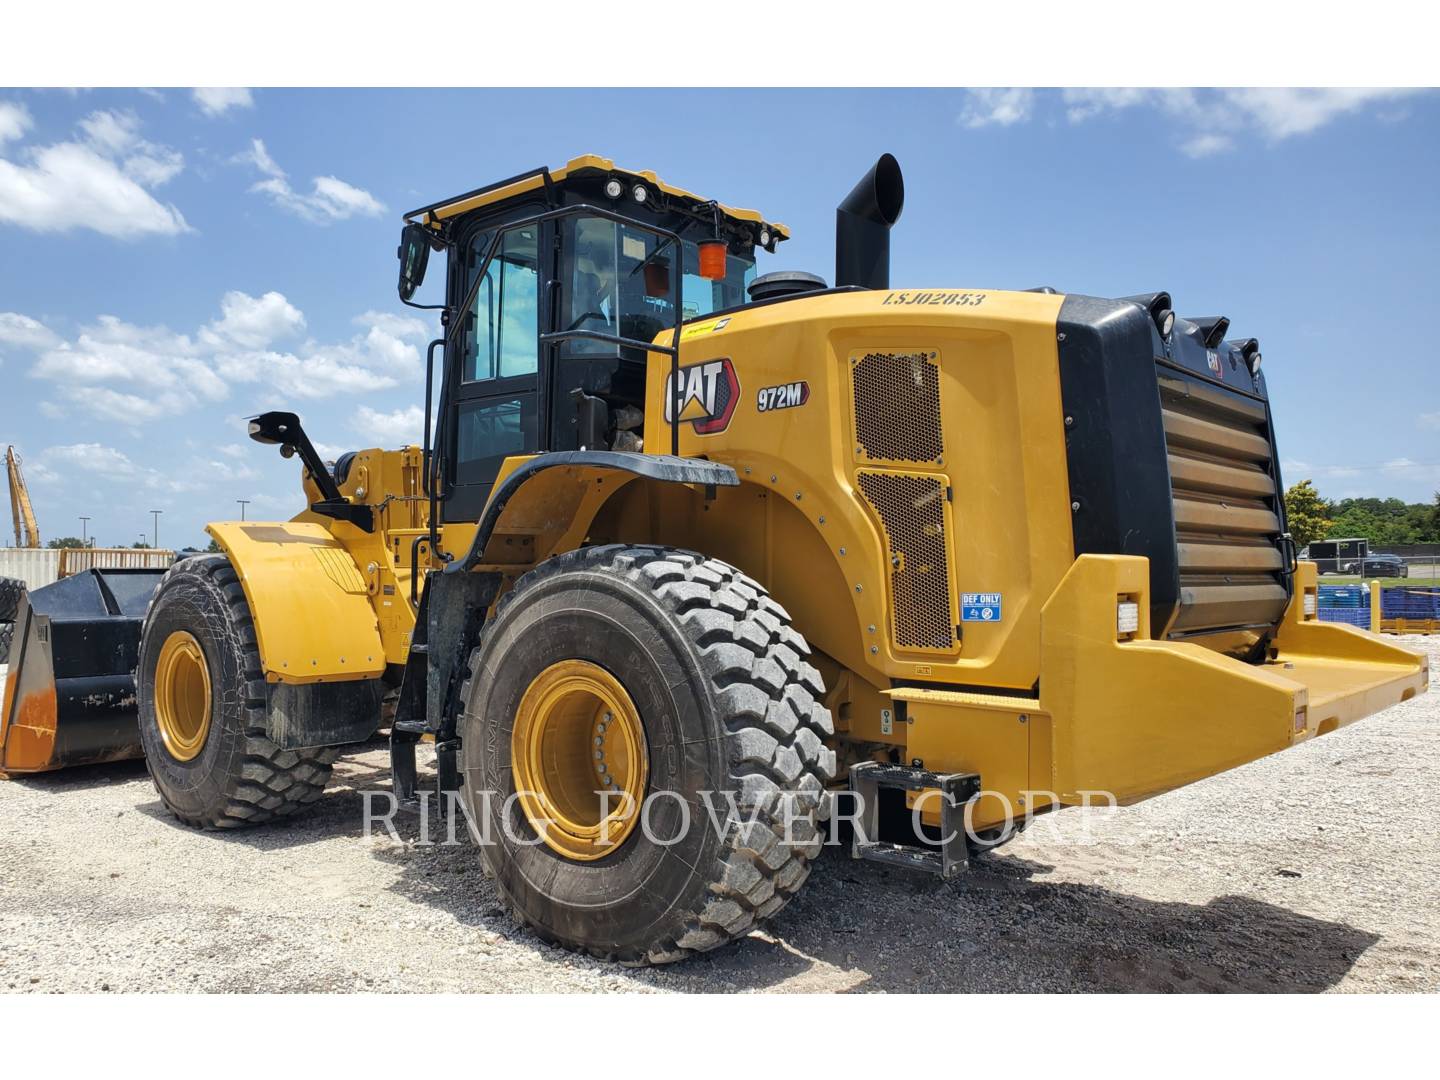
448, 451, 739, 574
207, 521, 385, 684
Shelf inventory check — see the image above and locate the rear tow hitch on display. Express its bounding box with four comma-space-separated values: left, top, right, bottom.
849, 761, 980, 880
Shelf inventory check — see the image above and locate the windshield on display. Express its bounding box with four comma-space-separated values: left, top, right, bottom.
563, 217, 754, 352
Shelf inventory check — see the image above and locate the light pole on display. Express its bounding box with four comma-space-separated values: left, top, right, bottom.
149, 509, 162, 549
79, 516, 90, 546
236, 499, 250, 521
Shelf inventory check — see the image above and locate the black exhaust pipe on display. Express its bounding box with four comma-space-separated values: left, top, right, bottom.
835, 153, 905, 290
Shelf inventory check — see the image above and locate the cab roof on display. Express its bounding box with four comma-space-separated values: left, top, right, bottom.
403, 154, 790, 242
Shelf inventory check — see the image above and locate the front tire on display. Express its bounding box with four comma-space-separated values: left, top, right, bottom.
460, 545, 836, 964
137, 555, 338, 828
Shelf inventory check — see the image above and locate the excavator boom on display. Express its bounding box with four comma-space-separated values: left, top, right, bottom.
6, 446, 40, 549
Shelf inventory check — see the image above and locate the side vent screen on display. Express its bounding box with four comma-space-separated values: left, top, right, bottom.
851, 350, 944, 464
856, 471, 955, 651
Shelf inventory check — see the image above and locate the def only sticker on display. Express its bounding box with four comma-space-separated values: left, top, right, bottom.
961, 592, 1003, 622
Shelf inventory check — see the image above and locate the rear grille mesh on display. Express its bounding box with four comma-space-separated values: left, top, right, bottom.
851, 351, 944, 464
1159, 371, 1288, 635
856, 471, 956, 651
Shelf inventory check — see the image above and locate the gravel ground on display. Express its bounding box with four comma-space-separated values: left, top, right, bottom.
2, 638, 1436, 994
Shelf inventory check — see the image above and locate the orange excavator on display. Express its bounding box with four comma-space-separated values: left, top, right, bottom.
6, 445, 40, 549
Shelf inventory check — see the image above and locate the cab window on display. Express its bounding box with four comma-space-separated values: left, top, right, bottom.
561, 217, 755, 354
465, 226, 539, 381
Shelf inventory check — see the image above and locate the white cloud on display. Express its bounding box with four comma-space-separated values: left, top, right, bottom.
0, 108, 189, 238
42, 442, 138, 478
252, 174, 385, 224
32, 315, 228, 425
0, 101, 34, 146
353, 404, 424, 446
77, 109, 141, 155
234, 137, 282, 179
213, 348, 399, 399
76, 108, 184, 187
1419, 413, 1440, 431
193, 88, 253, 117
237, 137, 384, 224
202, 290, 306, 349
1062, 88, 1152, 123
1180, 133, 1235, 159
18, 292, 422, 426
1221, 88, 1415, 139
958, 88, 1034, 129
354, 310, 429, 339
0, 312, 60, 350
35, 441, 251, 498
213, 308, 421, 399
1058, 87, 1424, 157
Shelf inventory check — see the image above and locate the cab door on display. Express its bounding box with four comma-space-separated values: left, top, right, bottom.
445, 223, 544, 522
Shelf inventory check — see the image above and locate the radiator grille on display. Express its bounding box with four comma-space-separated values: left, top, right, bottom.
1159, 371, 1288, 635
856, 471, 955, 651
851, 351, 944, 464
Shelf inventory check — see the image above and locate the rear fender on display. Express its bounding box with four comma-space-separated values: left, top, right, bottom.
447, 451, 739, 574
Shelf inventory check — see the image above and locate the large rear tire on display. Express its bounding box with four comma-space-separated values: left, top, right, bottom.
460, 545, 836, 964
136, 555, 338, 828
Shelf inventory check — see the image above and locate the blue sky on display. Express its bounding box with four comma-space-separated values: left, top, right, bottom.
1, 87, 1437, 548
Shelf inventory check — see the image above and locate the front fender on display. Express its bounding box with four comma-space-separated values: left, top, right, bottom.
207, 521, 385, 684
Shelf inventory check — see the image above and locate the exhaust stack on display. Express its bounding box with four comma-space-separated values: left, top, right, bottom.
835, 153, 905, 290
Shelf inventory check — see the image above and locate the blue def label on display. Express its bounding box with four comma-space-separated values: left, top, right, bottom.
961, 593, 1003, 622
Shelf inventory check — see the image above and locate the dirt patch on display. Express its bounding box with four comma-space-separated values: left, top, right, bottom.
2, 639, 1437, 993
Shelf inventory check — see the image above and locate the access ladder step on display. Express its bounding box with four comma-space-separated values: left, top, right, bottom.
848, 761, 981, 880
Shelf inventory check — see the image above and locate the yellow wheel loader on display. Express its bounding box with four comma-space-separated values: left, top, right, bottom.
2, 153, 1427, 962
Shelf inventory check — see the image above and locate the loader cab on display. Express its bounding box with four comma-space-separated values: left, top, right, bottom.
400, 156, 787, 522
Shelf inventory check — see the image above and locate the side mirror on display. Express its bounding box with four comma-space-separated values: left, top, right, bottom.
397, 223, 432, 302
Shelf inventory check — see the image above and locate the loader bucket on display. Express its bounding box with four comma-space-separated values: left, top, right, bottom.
0, 567, 166, 775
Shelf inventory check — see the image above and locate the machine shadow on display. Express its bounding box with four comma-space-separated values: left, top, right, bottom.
2, 756, 149, 791
372, 802, 1380, 993
108, 746, 1379, 992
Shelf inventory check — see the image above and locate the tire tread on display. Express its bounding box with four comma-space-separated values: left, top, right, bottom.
465, 544, 836, 964
141, 555, 338, 829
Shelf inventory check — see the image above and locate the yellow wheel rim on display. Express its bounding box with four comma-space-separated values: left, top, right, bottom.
154, 630, 212, 762
512, 660, 648, 861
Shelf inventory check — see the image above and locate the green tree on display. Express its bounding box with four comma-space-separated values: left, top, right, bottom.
1329, 497, 1424, 544
1283, 480, 1332, 548
205, 537, 222, 553
46, 536, 88, 549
